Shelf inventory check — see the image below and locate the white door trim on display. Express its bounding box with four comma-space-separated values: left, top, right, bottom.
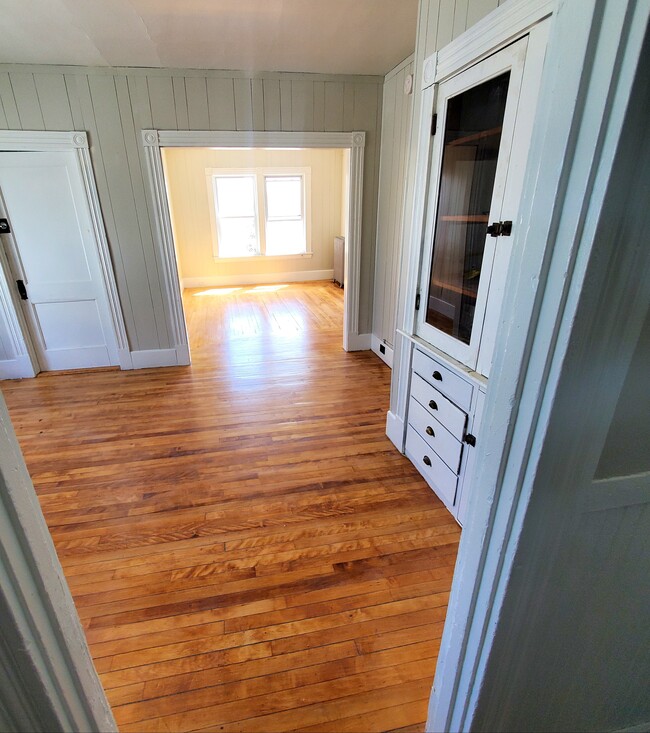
141, 129, 366, 357
428, 0, 650, 729
0, 391, 117, 730
0, 130, 131, 374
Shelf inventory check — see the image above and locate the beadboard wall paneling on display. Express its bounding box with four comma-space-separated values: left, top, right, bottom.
162, 147, 344, 284
0, 66, 382, 351
373, 55, 414, 349
389, 0, 505, 413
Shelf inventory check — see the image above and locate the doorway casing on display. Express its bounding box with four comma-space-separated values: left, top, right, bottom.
0, 130, 131, 378
141, 130, 366, 357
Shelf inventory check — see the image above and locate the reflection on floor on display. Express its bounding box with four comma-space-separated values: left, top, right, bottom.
3, 280, 460, 733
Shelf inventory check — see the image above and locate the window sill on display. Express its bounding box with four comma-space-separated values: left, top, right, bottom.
214, 253, 313, 262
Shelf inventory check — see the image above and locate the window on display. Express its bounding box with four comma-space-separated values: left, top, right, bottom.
209, 169, 310, 259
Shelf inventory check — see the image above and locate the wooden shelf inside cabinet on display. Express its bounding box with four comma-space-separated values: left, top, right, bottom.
440, 215, 489, 222
430, 278, 479, 299
448, 126, 502, 147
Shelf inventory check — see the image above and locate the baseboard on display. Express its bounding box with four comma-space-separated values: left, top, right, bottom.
130, 348, 180, 370
346, 333, 372, 351
117, 348, 133, 370
182, 270, 334, 288
0, 355, 37, 380
371, 335, 394, 368
386, 410, 405, 452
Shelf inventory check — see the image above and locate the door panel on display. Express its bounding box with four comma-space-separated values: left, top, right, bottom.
0, 151, 118, 371
416, 37, 528, 373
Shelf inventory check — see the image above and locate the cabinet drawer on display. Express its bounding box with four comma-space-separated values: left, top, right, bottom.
412, 348, 473, 411
405, 426, 458, 509
408, 397, 463, 473
410, 373, 467, 440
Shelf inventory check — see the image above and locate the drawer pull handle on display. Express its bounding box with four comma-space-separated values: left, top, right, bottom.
423, 455, 432, 466
426, 426, 434, 437
429, 399, 438, 411
432, 370, 443, 381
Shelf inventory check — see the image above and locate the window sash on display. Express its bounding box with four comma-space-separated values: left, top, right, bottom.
210, 169, 309, 259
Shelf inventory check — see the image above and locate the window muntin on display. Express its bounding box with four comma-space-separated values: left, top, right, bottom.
210, 169, 309, 259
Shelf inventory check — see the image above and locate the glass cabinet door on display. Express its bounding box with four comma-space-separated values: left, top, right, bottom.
416, 37, 530, 374
426, 72, 509, 344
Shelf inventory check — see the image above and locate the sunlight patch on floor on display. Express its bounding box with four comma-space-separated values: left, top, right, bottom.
193, 287, 241, 297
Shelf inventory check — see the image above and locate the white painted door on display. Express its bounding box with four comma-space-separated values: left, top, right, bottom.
0, 151, 119, 371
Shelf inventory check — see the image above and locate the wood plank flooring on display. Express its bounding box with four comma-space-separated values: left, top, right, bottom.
2, 281, 460, 732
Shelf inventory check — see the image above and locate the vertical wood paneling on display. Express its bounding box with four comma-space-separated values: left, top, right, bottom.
207, 78, 236, 130
185, 77, 209, 129
291, 80, 314, 132
233, 79, 253, 130
0, 73, 20, 128
172, 77, 189, 129
313, 81, 325, 132
9, 73, 44, 130
64, 75, 84, 129
373, 59, 414, 347
353, 82, 380, 333
116, 76, 171, 347
343, 83, 355, 130
0, 64, 383, 355
74, 74, 139, 349
128, 76, 153, 129
279, 79, 292, 131
262, 79, 281, 131
251, 79, 264, 131
324, 83, 344, 131
435, 0, 457, 51
466, 0, 499, 28
452, 0, 470, 40
88, 74, 161, 350
33, 74, 73, 130
147, 76, 177, 130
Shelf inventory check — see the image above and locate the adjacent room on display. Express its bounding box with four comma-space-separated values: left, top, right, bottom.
162, 145, 348, 356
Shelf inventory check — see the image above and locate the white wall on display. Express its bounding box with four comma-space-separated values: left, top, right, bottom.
162, 147, 344, 287
0, 66, 382, 352
372, 55, 414, 353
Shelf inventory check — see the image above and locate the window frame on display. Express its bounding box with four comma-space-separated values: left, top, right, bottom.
206, 167, 311, 260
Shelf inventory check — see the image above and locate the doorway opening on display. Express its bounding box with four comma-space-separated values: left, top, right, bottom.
161, 145, 348, 355
141, 130, 366, 363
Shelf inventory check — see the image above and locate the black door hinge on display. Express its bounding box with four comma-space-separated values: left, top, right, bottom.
0, 218, 10, 234
16, 280, 27, 300
486, 220, 513, 238
415, 293, 421, 311
431, 113, 438, 136
464, 433, 476, 447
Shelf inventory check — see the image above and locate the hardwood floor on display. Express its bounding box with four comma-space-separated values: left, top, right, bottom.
2, 281, 460, 732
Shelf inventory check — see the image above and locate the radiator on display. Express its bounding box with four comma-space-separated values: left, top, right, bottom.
333, 236, 345, 288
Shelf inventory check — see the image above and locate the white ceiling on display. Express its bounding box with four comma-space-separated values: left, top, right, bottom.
0, 0, 418, 76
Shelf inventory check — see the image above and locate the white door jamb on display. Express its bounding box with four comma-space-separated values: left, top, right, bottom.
141, 130, 367, 357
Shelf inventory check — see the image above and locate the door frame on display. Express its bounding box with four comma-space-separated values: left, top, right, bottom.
0, 130, 131, 377
140, 129, 366, 358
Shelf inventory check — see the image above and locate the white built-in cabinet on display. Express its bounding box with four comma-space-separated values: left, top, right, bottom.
397, 2, 552, 524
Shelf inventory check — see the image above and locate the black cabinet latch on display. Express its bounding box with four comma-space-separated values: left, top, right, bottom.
415, 293, 421, 311
487, 220, 512, 237
464, 433, 476, 447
